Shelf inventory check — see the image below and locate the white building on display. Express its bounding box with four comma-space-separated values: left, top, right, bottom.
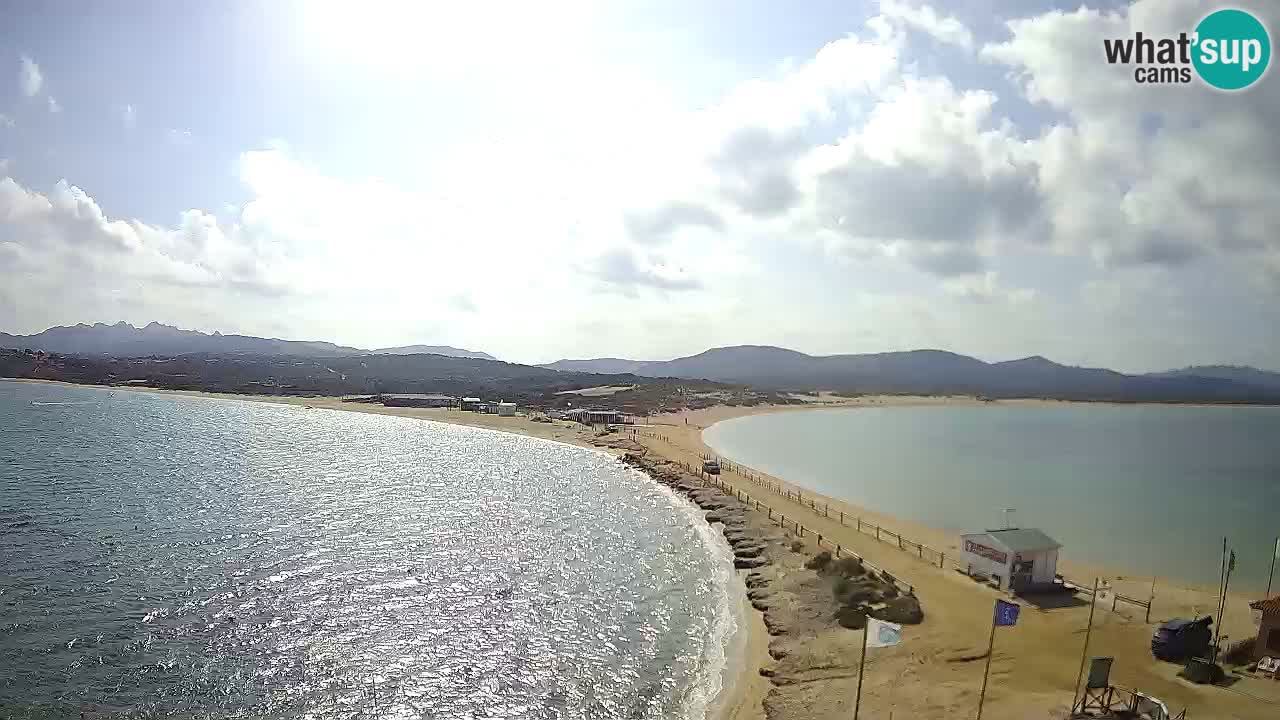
959, 528, 1061, 591
497, 401, 516, 416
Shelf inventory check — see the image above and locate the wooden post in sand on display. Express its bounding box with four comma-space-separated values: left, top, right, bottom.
853, 622, 869, 720
1071, 578, 1099, 711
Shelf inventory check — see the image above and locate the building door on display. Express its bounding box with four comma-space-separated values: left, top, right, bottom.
1011, 555, 1034, 590
1268, 627, 1280, 653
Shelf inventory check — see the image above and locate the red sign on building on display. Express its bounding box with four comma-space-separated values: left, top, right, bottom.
965, 539, 1008, 565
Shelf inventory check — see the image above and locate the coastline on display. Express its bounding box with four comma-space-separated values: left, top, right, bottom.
4, 378, 772, 720
641, 403, 1271, 718
9, 379, 1277, 717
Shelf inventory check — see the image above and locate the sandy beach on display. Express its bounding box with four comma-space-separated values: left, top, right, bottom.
11, 379, 1277, 718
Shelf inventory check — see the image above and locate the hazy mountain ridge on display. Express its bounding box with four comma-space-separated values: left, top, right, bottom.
542, 346, 1280, 403
370, 345, 497, 361
0, 322, 495, 361
4, 324, 1278, 404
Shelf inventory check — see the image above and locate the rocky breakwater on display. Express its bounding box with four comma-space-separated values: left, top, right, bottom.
615, 446, 928, 720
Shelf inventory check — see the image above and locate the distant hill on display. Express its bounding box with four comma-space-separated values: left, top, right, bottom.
543, 346, 1280, 403
1145, 365, 1280, 391
0, 322, 363, 357
370, 345, 497, 361
0, 322, 499, 361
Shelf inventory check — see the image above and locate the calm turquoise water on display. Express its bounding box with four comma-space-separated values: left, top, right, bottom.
0, 381, 740, 719
704, 404, 1280, 591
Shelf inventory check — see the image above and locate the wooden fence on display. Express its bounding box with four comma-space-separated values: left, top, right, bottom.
635, 429, 1155, 619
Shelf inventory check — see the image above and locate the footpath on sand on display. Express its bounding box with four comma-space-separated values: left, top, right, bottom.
625, 418, 1274, 720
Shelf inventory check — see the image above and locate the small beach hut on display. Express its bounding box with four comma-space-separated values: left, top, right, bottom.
497, 401, 516, 417
959, 527, 1061, 591
459, 397, 482, 411
1251, 596, 1280, 660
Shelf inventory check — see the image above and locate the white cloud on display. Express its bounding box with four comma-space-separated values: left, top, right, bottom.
46, 96, 61, 114
122, 104, 136, 129
0, 114, 13, 129
18, 55, 42, 97
3, 0, 1278, 368
878, 0, 975, 50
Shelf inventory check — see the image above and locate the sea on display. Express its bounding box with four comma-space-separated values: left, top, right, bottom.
704, 404, 1280, 592
0, 380, 742, 720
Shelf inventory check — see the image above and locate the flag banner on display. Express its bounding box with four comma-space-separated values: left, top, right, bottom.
1274, 537, 1279, 559
1229, 550, 1236, 573
866, 617, 902, 648
994, 599, 1020, 627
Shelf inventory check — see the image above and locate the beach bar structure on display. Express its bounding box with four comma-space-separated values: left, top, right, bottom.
459, 397, 483, 411
959, 527, 1061, 592
497, 401, 516, 417
1250, 596, 1280, 659
565, 408, 625, 425
381, 393, 456, 408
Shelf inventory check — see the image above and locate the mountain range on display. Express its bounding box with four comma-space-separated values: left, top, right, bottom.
0, 322, 493, 361
4, 323, 1279, 403
541, 346, 1280, 402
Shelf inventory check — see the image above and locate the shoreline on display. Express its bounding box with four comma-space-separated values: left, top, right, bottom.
5, 378, 771, 720
9, 379, 1277, 717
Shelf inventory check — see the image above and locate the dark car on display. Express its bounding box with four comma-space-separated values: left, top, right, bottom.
1151, 617, 1212, 662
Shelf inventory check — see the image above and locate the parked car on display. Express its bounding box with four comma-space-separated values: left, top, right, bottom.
1151, 617, 1212, 662
702, 458, 721, 475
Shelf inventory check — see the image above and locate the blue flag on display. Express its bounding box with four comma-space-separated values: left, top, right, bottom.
994, 599, 1020, 627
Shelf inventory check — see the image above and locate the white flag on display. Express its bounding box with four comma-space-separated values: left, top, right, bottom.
1274, 537, 1279, 559
866, 617, 902, 648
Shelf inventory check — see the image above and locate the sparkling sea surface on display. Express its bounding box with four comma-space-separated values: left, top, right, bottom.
1, 381, 739, 719
705, 404, 1280, 591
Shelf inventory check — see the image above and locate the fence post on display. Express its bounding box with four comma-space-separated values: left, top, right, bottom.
1112, 593, 1118, 612
818, 534, 823, 546
876, 526, 881, 541
918, 545, 923, 559
857, 517, 862, 532
898, 536, 903, 550
940, 552, 945, 569
839, 511, 845, 525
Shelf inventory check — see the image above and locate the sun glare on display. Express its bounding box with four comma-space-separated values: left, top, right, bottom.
299, 0, 593, 73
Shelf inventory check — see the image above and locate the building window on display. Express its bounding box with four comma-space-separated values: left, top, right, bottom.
1268, 627, 1280, 653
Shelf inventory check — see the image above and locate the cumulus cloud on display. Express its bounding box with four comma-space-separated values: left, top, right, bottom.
878, 0, 975, 50
587, 247, 702, 294
46, 96, 61, 114
624, 202, 724, 244
4, 0, 1279, 366
980, 0, 1280, 281
18, 55, 42, 97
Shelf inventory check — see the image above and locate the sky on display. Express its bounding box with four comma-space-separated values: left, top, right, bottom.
1, 0, 1278, 371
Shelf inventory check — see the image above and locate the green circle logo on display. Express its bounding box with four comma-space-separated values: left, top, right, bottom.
1192, 9, 1271, 90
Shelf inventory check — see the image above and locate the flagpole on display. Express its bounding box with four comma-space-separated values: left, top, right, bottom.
1214, 542, 1232, 662
975, 606, 999, 720
1071, 578, 1099, 712
1267, 537, 1278, 599
1215, 550, 1235, 661
854, 621, 869, 720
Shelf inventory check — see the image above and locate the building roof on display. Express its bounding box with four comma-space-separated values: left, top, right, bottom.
1251, 596, 1280, 614
966, 528, 1062, 552
461, 397, 481, 402
383, 393, 454, 400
